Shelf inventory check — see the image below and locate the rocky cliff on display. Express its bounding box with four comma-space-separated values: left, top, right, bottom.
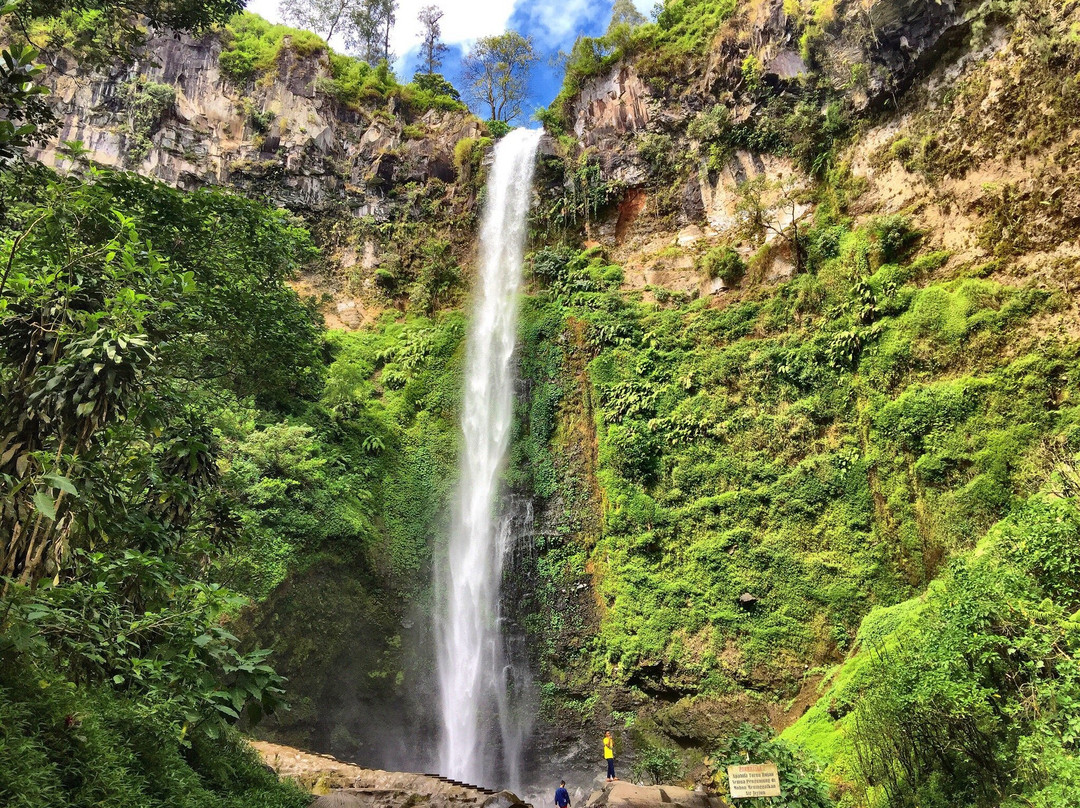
29, 18, 486, 327
519, 0, 1080, 777
554, 0, 1077, 298
35, 29, 480, 211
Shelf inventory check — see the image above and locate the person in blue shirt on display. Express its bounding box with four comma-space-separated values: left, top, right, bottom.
555, 780, 571, 808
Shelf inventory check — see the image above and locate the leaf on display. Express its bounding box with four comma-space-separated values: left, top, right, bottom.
42, 474, 77, 495
32, 490, 57, 520
214, 703, 240, 719
112, 674, 124, 685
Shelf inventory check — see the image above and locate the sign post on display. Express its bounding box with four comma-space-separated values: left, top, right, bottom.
726, 762, 781, 798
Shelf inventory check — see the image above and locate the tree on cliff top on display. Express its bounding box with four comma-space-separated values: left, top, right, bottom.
417, 4, 447, 75
278, 0, 359, 41
349, 0, 397, 65
461, 31, 536, 124
607, 0, 646, 35
277, 0, 396, 64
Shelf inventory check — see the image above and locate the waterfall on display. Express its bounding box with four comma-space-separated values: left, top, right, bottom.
436, 127, 543, 789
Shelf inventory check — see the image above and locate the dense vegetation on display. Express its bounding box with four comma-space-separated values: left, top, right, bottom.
216, 13, 464, 114
0, 153, 328, 805
4, 0, 1080, 805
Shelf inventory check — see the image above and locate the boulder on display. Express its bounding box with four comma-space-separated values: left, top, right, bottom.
586, 783, 728, 808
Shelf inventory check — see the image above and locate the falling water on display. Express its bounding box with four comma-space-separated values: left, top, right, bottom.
436, 127, 543, 789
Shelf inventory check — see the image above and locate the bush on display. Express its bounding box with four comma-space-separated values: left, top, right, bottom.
485, 119, 512, 138
632, 744, 683, 785
700, 245, 746, 285
713, 725, 830, 808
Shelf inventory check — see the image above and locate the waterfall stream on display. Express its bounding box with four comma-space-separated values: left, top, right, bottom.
436, 128, 543, 789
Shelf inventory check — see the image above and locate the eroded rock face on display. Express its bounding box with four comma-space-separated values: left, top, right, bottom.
566, 0, 981, 227
33, 30, 481, 216
572, 64, 652, 146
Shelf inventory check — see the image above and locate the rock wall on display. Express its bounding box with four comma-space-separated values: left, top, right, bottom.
565, 0, 984, 251
34, 30, 481, 217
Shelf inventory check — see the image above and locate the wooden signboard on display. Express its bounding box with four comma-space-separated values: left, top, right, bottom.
726, 762, 782, 798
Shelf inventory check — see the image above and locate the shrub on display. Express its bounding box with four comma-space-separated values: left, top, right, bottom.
870, 214, 920, 263
700, 245, 746, 285
632, 744, 683, 785
713, 724, 830, 808
485, 119, 512, 138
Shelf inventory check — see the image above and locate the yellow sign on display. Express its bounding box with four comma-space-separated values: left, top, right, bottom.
727, 763, 781, 798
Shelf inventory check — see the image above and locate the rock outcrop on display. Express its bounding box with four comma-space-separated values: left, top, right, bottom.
33, 29, 481, 217
566, 0, 984, 240
586, 782, 729, 808
253, 740, 529, 808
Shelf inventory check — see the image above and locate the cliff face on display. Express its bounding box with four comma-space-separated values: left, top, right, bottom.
35, 30, 481, 214
31, 24, 487, 330
521, 0, 1080, 776
560, 0, 1074, 292
569, 0, 984, 210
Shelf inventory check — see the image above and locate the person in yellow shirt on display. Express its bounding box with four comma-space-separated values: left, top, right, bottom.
604, 730, 617, 782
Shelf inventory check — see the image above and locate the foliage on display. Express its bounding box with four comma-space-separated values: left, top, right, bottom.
0, 157, 320, 806
485, 118, 512, 138
412, 70, 460, 101
218, 13, 464, 113
217, 13, 327, 85
538, 149, 623, 232
511, 212, 1068, 716
0, 649, 308, 808
712, 724, 831, 808
787, 497, 1080, 808
700, 245, 745, 285
120, 77, 175, 164
0, 35, 53, 166
10, 0, 242, 66
632, 743, 683, 785
3, 551, 287, 733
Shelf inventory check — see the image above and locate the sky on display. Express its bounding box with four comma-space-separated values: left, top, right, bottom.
244, 0, 654, 120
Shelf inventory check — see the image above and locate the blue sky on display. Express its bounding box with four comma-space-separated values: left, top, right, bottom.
245, 0, 653, 120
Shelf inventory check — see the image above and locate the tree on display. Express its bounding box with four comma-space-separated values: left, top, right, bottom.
417, 4, 447, 75
735, 174, 807, 273
10, 0, 243, 64
412, 71, 460, 101
607, 0, 646, 35
278, 0, 360, 40
461, 31, 536, 124
349, 0, 397, 64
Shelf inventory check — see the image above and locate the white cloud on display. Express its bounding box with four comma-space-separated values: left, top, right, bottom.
518, 0, 596, 47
